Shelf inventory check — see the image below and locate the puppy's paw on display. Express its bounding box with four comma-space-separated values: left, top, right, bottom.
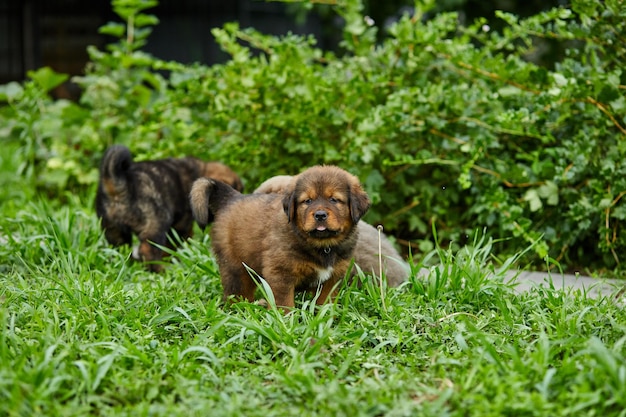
132, 245, 141, 261
255, 299, 269, 308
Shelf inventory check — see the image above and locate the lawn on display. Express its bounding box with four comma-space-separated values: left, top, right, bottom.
1, 148, 625, 416
1, 0, 625, 413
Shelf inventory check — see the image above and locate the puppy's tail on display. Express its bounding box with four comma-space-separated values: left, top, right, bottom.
190, 178, 241, 229
99, 145, 133, 197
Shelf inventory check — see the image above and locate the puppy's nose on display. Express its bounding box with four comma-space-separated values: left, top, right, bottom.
314, 210, 328, 221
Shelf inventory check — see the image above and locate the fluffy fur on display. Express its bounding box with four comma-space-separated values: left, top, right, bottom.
190, 165, 370, 307
95, 144, 243, 272
254, 174, 409, 287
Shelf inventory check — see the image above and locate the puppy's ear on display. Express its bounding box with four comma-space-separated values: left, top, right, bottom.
282, 192, 297, 223
349, 183, 371, 223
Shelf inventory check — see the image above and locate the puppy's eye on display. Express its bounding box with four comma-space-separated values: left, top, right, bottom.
329, 197, 339, 204
303, 199, 312, 205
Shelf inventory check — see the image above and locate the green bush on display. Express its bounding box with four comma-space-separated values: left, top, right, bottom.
1, 0, 625, 273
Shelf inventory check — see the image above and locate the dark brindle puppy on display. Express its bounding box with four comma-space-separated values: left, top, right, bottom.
95, 145, 243, 272
254, 175, 409, 287
189, 165, 370, 308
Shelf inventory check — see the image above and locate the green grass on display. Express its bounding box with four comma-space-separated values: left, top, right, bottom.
1, 191, 625, 416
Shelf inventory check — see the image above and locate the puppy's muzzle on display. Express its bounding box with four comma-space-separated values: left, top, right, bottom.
314, 210, 328, 221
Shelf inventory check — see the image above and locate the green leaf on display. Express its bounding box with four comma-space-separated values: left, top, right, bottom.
27, 67, 69, 92
523, 189, 543, 212
598, 85, 620, 103
134, 14, 159, 28
537, 181, 559, 206
99, 22, 125, 38
497, 85, 522, 97
0, 82, 24, 101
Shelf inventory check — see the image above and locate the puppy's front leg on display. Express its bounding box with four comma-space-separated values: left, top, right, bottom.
315, 276, 342, 305
103, 223, 132, 247
137, 240, 165, 272
221, 270, 257, 303
137, 231, 168, 272
269, 281, 296, 309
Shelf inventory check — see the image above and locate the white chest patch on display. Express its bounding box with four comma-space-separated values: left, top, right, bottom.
317, 267, 334, 284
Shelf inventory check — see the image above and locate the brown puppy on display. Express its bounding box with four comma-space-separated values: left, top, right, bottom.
254, 175, 409, 287
190, 165, 370, 307
95, 145, 243, 272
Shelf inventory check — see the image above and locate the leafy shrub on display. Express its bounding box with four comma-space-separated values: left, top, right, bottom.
1, 0, 625, 272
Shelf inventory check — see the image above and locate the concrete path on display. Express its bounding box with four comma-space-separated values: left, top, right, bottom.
415, 268, 624, 299
507, 270, 625, 299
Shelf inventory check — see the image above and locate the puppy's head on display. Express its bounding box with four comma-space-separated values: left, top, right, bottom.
283, 166, 370, 244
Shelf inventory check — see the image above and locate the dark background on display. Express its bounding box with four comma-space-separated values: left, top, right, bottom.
0, 0, 564, 86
